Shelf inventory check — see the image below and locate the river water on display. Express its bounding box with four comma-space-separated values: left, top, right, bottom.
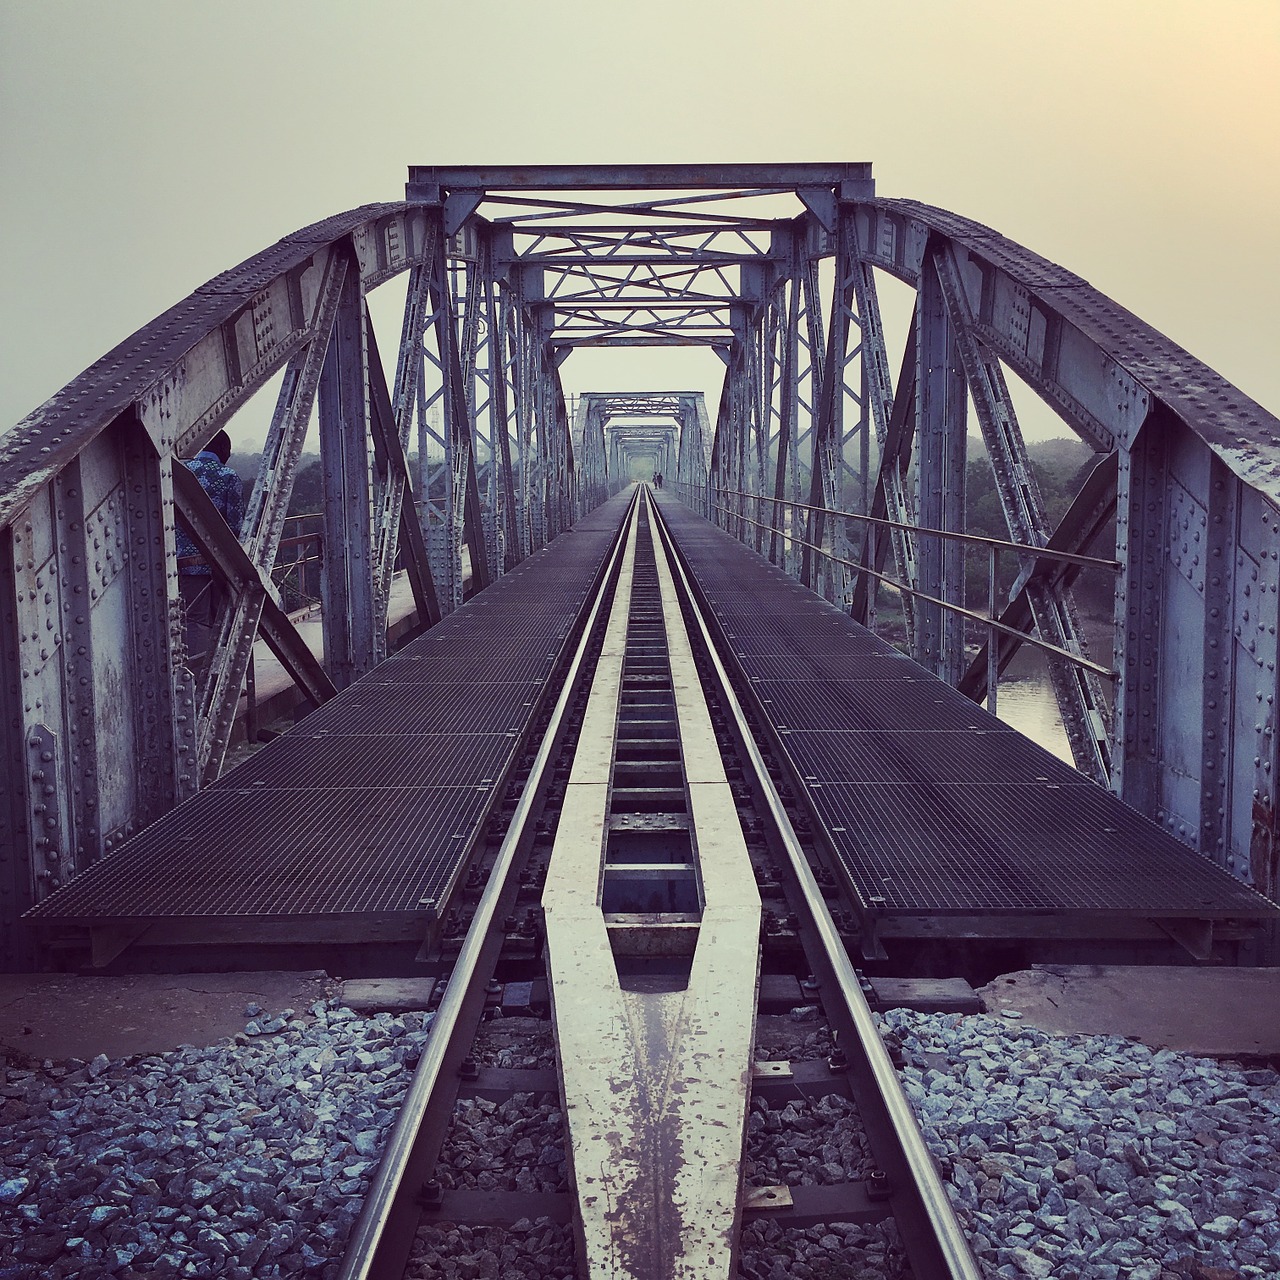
990, 622, 1114, 767
994, 665, 1072, 763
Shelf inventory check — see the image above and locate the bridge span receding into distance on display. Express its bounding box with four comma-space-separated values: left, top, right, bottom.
2, 162, 1279, 974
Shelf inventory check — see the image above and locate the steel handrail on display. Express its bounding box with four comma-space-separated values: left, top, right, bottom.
712, 484, 1120, 572
704, 498, 1116, 680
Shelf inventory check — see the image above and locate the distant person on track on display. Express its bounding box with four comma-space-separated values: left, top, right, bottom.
654, 471, 663, 490
177, 428, 244, 664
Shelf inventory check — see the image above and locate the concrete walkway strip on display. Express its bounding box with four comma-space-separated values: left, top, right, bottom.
543, 496, 761, 1279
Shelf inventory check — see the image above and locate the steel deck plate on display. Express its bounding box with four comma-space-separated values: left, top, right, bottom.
659, 500, 1278, 921
295, 680, 544, 737
210, 732, 518, 792
29, 785, 495, 917
783, 728, 1083, 787
28, 492, 633, 929
757, 678, 995, 734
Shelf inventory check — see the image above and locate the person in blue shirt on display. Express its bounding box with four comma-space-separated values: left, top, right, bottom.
177, 429, 244, 664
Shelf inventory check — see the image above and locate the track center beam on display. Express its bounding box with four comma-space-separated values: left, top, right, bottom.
542, 489, 762, 1278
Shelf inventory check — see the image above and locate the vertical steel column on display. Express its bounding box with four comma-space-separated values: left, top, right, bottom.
0, 524, 32, 967
707, 354, 736, 536
546, 361, 574, 538
449, 254, 493, 593
769, 235, 803, 571
193, 253, 349, 781
364, 309, 441, 639
577, 397, 608, 509
457, 242, 504, 582
488, 271, 520, 564
851, 261, 918, 636
528, 305, 557, 551
511, 269, 546, 556
370, 259, 438, 627
416, 274, 451, 596
121, 417, 195, 821
1114, 410, 1169, 817
916, 249, 967, 683
1247, 497, 1280, 898
1201, 453, 1239, 870
736, 273, 769, 553
51, 458, 101, 878
317, 250, 377, 688
422, 213, 490, 608
803, 211, 860, 606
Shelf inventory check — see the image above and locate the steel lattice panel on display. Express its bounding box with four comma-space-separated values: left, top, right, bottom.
211, 732, 517, 792
27, 492, 632, 929
810, 783, 1269, 916
744, 650, 917, 682
661, 503, 1278, 921
293, 680, 543, 737
365, 652, 561, 684
757, 678, 995, 734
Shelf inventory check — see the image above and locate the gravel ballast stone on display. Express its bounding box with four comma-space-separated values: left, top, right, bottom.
882, 1008, 1280, 1280
0, 1000, 432, 1279
407, 1218, 575, 1279
7, 991, 1279, 1278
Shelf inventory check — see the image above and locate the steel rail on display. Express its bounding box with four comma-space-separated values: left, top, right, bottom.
337, 491, 640, 1280
651, 500, 985, 1280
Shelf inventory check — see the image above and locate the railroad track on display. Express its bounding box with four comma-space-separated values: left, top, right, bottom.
338, 488, 982, 1280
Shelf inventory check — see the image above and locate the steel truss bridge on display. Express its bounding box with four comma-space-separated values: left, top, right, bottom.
1, 163, 1278, 970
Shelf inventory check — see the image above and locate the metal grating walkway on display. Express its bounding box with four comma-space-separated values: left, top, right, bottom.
27, 493, 632, 928
657, 497, 1277, 922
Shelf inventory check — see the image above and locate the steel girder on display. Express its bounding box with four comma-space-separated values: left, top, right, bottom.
676, 392, 714, 501
689, 177, 1278, 888
573, 391, 699, 500
915, 246, 969, 687
0, 205, 432, 963
930, 241, 1111, 781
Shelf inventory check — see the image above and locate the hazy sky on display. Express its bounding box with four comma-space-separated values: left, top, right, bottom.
2, 0, 1277, 449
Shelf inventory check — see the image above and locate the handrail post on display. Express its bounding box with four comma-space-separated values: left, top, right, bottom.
987, 545, 999, 714
867, 521, 877, 633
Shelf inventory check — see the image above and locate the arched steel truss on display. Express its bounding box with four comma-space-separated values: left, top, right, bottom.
1, 163, 1278, 968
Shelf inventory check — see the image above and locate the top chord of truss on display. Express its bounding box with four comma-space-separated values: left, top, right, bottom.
407, 163, 874, 197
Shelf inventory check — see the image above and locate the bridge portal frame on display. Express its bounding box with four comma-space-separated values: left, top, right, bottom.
2, 163, 1279, 969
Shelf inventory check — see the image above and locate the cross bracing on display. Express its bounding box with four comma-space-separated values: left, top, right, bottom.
0, 163, 1278, 969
